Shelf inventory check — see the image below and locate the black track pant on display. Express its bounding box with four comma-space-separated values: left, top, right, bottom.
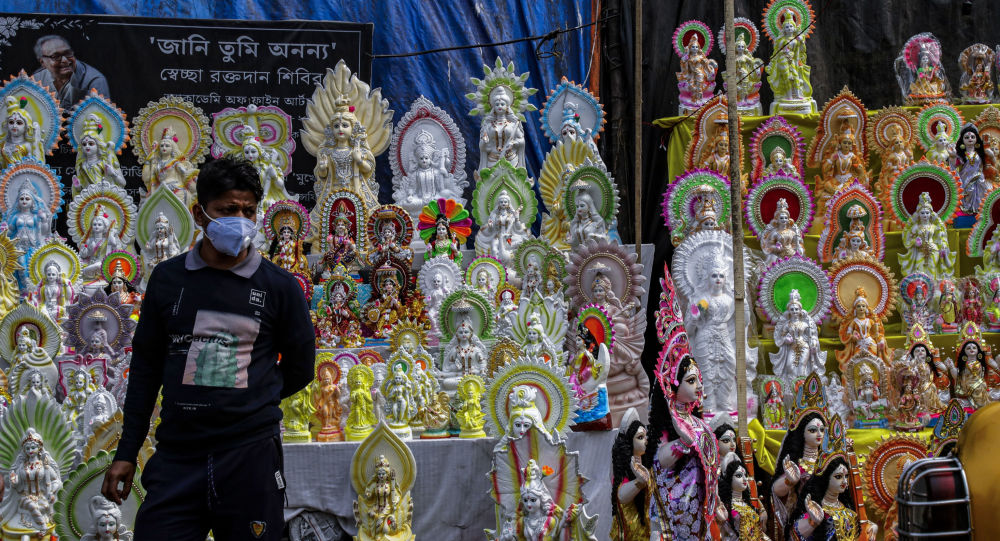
134, 435, 286, 541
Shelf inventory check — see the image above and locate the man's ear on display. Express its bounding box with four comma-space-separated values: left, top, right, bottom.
191, 203, 206, 228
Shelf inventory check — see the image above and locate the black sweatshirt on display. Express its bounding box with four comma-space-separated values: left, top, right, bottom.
114, 243, 315, 464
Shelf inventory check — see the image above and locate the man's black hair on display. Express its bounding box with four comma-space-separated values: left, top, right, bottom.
195, 157, 264, 206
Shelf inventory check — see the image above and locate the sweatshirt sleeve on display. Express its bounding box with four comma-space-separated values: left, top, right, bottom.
277, 274, 316, 398
114, 268, 168, 464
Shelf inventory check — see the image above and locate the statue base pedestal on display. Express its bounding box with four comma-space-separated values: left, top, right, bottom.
459, 428, 486, 438
410, 423, 425, 438
282, 430, 311, 443
737, 103, 763, 117
345, 425, 375, 441
770, 98, 817, 115
388, 423, 413, 440
420, 429, 450, 439
2, 522, 53, 541
570, 413, 612, 432
315, 428, 344, 442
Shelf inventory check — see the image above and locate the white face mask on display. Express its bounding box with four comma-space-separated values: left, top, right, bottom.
201, 206, 255, 256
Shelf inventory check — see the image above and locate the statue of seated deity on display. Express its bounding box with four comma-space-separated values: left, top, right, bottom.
437, 318, 489, 394
760, 198, 805, 265
475, 189, 530, 268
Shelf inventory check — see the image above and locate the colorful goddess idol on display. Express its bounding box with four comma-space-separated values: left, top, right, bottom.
952, 123, 994, 215
209, 103, 296, 209
389, 96, 469, 220
350, 423, 417, 541
67, 90, 128, 198
755, 196, 808, 266
0, 71, 61, 169
566, 305, 612, 430
866, 107, 915, 212
958, 43, 995, 104
895, 33, 951, 105
28, 239, 79, 324
771, 374, 829, 538
786, 416, 878, 541
946, 322, 991, 409
762, 0, 817, 114
674, 21, 718, 115
264, 200, 310, 276
611, 407, 650, 541
301, 60, 392, 214
918, 104, 963, 164
416, 198, 471, 266
750, 115, 805, 182
807, 88, 869, 220
467, 57, 537, 177
672, 230, 757, 415
538, 77, 605, 159
0, 161, 61, 290
471, 162, 535, 269
717, 451, 770, 541
646, 298, 720, 541
718, 18, 765, 116
664, 171, 731, 246
565, 239, 649, 425
897, 192, 956, 282
132, 96, 210, 208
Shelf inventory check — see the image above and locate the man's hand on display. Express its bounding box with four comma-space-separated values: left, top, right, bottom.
102, 460, 136, 505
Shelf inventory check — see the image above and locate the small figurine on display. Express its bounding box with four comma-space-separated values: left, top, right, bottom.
901, 324, 951, 411
473, 183, 533, 269
566, 305, 612, 429
301, 60, 392, 212
417, 257, 462, 337
770, 289, 828, 385
844, 354, 888, 428
750, 116, 805, 181
759, 198, 806, 265
890, 349, 929, 431
817, 184, 884, 264
918, 104, 963, 164
958, 276, 984, 328
0, 71, 60, 169
381, 363, 416, 439
468, 58, 537, 175
210, 104, 296, 207
758, 378, 787, 430
7, 326, 58, 397
0, 428, 63, 538
938, 278, 960, 332
952, 123, 994, 215
899, 192, 956, 280
67, 182, 137, 284
564, 160, 618, 250
240, 127, 294, 208
60, 364, 97, 427
836, 286, 891, 370
390, 96, 469, 219
762, 0, 818, 114
312, 199, 360, 277
280, 385, 314, 443
345, 364, 378, 441
984, 276, 1000, 332
30, 247, 78, 324
133, 98, 211, 207
351, 422, 416, 541
808, 88, 869, 222
663, 170, 731, 246
717, 451, 770, 541
457, 374, 487, 438
70, 113, 126, 197
417, 198, 471, 266
959, 44, 996, 104
867, 108, 916, 229
610, 407, 650, 541
674, 21, 718, 115
439, 313, 489, 393
718, 18, 765, 116
265, 200, 310, 276
947, 322, 991, 409
898, 273, 937, 331
895, 33, 951, 105
311, 358, 344, 442
313, 265, 364, 348
566, 239, 650, 425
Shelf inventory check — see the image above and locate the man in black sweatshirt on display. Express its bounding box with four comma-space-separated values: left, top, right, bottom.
102, 158, 315, 540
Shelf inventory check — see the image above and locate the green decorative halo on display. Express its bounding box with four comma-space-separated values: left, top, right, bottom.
512, 238, 552, 277
757, 255, 832, 324
438, 287, 494, 342
136, 185, 196, 251
471, 158, 538, 228
561, 159, 619, 224
889, 159, 961, 226
0, 395, 76, 477
101, 250, 141, 284
55, 450, 145, 541
28, 238, 81, 285
465, 255, 507, 290
663, 169, 731, 244
466, 57, 538, 122
968, 189, 1000, 256
484, 356, 576, 438
0, 300, 62, 366
763, 0, 815, 42
917, 103, 963, 151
